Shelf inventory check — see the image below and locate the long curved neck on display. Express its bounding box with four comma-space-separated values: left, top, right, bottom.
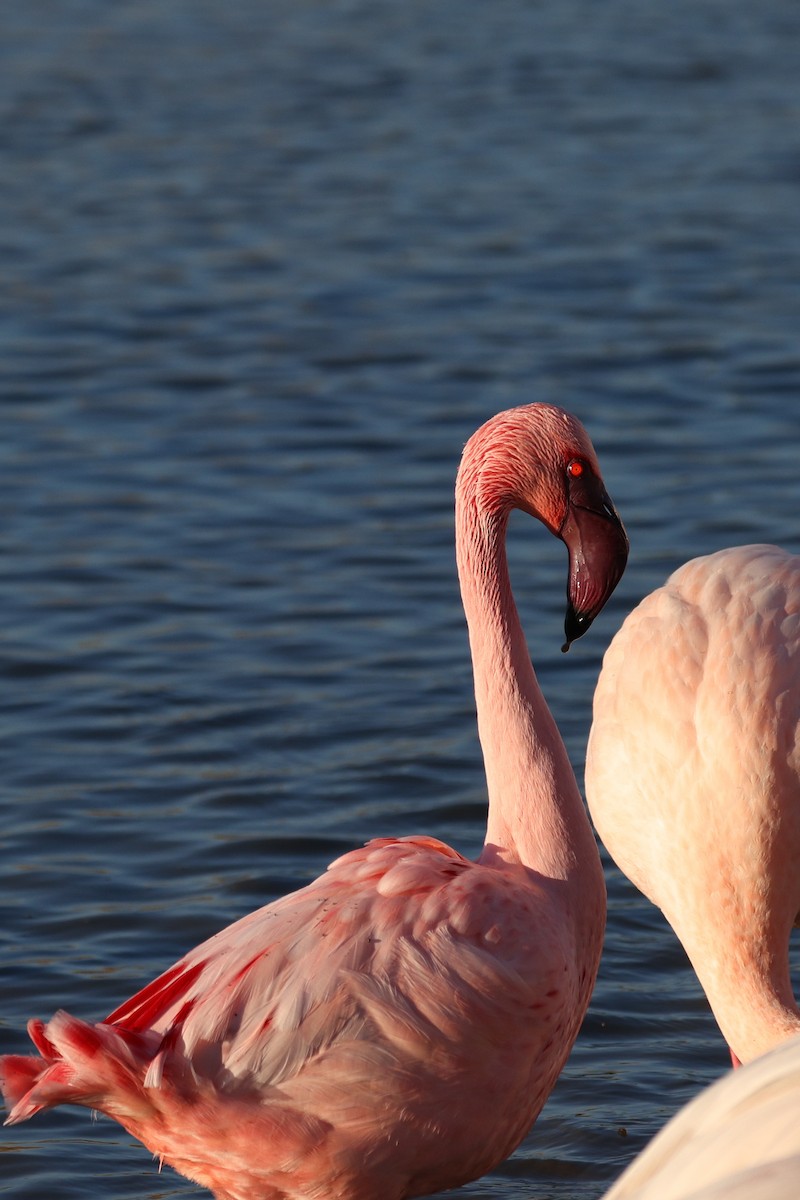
455, 464, 602, 892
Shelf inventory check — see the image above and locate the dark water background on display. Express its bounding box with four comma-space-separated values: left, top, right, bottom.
1, 2, 799, 1197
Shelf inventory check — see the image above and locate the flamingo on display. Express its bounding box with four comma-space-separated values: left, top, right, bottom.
600, 1033, 800, 1200
585, 544, 800, 1068
1, 404, 628, 1200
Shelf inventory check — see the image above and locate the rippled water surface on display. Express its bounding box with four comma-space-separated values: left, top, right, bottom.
2, 2, 800, 1198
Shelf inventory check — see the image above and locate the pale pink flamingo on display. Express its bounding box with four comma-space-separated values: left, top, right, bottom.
1, 404, 628, 1200
600, 1032, 800, 1200
586, 545, 800, 1068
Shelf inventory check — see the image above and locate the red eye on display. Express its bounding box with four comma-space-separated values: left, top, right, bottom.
567, 459, 585, 478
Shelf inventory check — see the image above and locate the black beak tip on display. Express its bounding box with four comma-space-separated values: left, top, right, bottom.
562, 606, 594, 653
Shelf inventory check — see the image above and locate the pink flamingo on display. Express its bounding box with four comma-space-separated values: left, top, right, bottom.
1, 404, 628, 1200
600, 1033, 800, 1200
586, 545, 800, 1068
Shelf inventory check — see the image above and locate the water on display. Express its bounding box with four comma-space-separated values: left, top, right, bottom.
1, 2, 799, 1197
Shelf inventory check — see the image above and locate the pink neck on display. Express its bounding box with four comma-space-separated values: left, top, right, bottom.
680, 912, 800, 1063
455, 465, 602, 896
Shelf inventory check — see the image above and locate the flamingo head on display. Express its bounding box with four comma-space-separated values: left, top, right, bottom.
458, 403, 629, 649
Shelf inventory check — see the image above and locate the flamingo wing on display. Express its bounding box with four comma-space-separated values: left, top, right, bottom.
6, 836, 566, 1128
129, 834, 566, 1088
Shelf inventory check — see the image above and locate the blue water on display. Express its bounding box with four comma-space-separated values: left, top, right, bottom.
1, 2, 799, 1197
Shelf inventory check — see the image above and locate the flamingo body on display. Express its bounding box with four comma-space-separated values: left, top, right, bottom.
5, 837, 580, 1200
586, 544, 800, 1065
601, 1033, 800, 1200
1, 404, 628, 1200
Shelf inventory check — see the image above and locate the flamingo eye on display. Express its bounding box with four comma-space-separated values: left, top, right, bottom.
567, 459, 586, 478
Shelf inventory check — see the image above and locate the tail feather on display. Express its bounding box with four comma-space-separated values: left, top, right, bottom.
0, 1054, 49, 1119
1, 1011, 158, 1127
28, 1018, 57, 1059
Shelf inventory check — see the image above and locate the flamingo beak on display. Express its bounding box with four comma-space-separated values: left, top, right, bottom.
559, 476, 629, 652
